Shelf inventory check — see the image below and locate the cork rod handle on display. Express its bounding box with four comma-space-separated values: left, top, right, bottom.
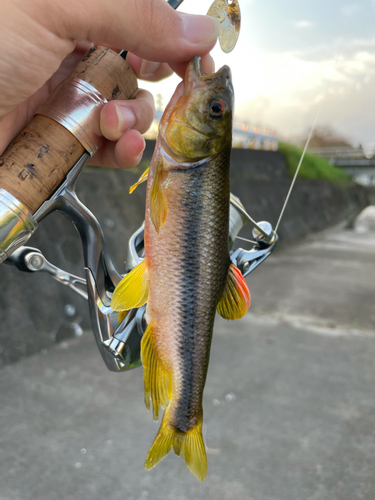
0, 46, 138, 214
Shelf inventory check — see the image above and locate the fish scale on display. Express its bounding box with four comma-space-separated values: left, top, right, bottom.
146, 158, 230, 426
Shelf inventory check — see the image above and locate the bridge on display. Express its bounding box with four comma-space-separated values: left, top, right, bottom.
309, 147, 375, 185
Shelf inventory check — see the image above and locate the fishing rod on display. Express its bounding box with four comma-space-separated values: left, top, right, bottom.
0, 0, 277, 372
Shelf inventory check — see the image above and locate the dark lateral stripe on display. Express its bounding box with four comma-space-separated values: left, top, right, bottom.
173, 166, 206, 433
170, 150, 231, 433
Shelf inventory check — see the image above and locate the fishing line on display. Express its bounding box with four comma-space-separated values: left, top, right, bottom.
274, 44, 343, 233
235, 235, 257, 244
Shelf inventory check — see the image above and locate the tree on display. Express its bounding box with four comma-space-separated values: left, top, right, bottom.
304, 126, 354, 149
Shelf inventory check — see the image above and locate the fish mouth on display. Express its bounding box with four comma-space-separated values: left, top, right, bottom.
185, 56, 232, 92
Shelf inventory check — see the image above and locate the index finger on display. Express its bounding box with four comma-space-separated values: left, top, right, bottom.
39, 0, 220, 63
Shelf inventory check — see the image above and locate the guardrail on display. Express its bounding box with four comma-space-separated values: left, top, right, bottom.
309, 147, 375, 160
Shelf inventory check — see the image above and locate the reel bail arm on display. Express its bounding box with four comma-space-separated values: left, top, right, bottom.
229, 196, 278, 277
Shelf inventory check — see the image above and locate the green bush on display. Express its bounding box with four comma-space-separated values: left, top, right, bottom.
279, 142, 351, 182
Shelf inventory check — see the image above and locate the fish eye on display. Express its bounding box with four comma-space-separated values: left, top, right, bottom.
209, 99, 226, 118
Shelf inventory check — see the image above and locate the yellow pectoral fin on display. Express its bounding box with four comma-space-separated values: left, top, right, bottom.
129, 167, 149, 194
150, 159, 168, 233
217, 263, 251, 320
110, 259, 149, 311
141, 323, 171, 421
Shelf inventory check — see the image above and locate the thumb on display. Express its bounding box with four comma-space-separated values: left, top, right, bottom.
42, 0, 220, 62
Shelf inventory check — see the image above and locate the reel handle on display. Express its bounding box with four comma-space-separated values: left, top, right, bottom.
0, 46, 138, 214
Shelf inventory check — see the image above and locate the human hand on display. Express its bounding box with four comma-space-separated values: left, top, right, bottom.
0, 0, 219, 168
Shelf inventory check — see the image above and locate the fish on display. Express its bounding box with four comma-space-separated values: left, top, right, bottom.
110, 56, 250, 481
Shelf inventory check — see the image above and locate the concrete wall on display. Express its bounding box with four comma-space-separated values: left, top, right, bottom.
0, 142, 369, 366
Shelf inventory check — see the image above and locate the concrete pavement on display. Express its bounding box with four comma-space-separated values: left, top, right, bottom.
0, 207, 375, 500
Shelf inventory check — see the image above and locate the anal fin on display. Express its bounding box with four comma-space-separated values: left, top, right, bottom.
110, 259, 149, 311
217, 263, 251, 320
141, 323, 171, 421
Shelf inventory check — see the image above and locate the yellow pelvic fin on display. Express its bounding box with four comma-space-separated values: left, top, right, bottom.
141, 323, 171, 421
110, 259, 149, 311
150, 159, 168, 233
145, 410, 207, 482
129, 167, 149, 194
217, 263, 251, 320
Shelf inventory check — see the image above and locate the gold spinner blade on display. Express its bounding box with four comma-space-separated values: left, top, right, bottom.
207, 0, 241, 53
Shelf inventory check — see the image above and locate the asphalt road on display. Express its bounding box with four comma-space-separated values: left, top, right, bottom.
0, 207, 375, 500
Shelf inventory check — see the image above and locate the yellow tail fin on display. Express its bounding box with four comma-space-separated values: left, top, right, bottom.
145, 410, 207, 482
110, 259, 149, 311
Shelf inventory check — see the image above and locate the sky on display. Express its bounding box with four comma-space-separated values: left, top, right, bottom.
141, 0, 375, 150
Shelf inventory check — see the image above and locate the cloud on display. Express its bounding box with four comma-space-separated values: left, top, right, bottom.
342, 4, 361, 16
294, 20, 314, 29
234, 49, 375, 147
279, 34, 375, 65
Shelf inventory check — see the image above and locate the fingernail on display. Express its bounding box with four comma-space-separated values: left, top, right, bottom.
201, 54, 215, 75
115, 106, 136, 134
140, 60, 161, 78
182, 14, 221, 44
135, 146, 145, 165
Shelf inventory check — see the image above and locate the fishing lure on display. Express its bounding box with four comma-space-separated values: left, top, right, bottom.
207, 0, 241, 53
